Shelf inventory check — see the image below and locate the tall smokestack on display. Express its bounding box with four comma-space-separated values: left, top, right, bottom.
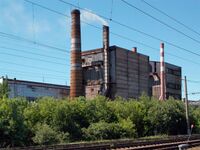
70, 9, 83, 97
103, 25, 110, 96
159, 43, 165, 100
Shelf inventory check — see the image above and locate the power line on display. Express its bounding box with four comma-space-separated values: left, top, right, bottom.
187, 80, 200, 83
32, 3, 36, 42
0, 46, 69, 61
24, 0, 70, 17
110, 0, 114, 20
0, 31, 67, 53
0, 0, 195, 68
120, 0, 200, 45
0, 38, 69, 55
20, 0, 200, 67
0, 60, 67, 74
141, 0, 200, 37
188, 92, 200, 95
57, 0, 200, 58
0, 68, 67, 80
0, 51, 68, 66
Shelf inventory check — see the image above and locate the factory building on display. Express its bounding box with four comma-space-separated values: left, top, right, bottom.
82, 46, 149, 99
70, 9, 149, 99
70, 9, 182, 100
0, 77, 70, 100
149, 61, 182, 100
0, 9, 182, 100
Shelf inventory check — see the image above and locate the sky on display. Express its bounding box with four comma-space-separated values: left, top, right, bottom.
0, 0, 200, 100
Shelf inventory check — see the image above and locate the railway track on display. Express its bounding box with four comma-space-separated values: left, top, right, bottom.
1, 134, 200, 150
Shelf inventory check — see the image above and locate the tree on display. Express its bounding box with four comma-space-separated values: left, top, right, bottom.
0, 77, 10, 99
0, 98, 29, 147
32, 123, 69, 145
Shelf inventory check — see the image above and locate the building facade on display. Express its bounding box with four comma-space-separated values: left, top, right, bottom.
0, 77, 70, 100
149, 61, 182, 100
82, 46, 149, 99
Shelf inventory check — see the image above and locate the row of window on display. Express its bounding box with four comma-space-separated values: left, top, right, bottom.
166, 82, 181, 90
166, 68, 181, 76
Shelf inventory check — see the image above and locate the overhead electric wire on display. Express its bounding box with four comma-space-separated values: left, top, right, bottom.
21, 0, 200, 66
0, 68, 67, 80
0, 46, 69, 61
188, 92, 200, 95
57, 0, 200, 58
141, 0, 200, 37
0, 60, 67, 74
0, 38, 69, 55
24, 0, 70, 17
187, 80, 200, 83
0, 51, 68, 66
110, 0, 114, 20
120, 0, 200, 45
0, 32, 67, 53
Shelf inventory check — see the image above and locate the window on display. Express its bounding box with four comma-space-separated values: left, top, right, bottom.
167, 83, 181, 90
166, 68, 181, 76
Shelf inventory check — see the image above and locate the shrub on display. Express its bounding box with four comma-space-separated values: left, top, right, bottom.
32, 123, 69, 145
82, 120, 136, 140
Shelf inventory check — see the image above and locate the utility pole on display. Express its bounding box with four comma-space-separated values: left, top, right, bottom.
184, 76, 190, 135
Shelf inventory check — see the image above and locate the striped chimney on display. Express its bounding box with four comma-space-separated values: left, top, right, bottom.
103, 25, 110, 96
159, 43, 165, 100
70, 9, 83, 97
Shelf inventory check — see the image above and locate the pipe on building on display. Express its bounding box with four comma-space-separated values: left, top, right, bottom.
70, 9, 83, 97
103, 25, 110, 97
132, 47, 137, 53
159, 42, 165, 100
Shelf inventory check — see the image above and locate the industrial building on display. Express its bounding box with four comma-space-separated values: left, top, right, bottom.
149, 61, 182, 100
0, 9, 182, 100
70, 9, 182, 100
82, 46, 149, 99
70, 9, 149, 99
0, 77, 70, 100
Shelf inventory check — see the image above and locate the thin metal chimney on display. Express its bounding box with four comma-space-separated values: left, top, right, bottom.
70, 9, 83, 97
159, 43, 165, 100
103, 25, 110, 96
132, 47, 137, 53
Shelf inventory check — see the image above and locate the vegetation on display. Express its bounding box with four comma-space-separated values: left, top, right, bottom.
0, 77, 9, 99
0, 95, 199, 147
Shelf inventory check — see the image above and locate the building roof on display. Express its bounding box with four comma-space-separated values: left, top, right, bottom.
189, 100, 200, 106
0, 77, 70, 89
150, 61, 181, 69
82, 45, 149, 57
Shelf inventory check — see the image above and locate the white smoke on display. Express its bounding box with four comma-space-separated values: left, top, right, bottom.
81, 9, 108, 26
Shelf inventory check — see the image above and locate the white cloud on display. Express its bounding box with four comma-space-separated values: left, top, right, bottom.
0, 0, 51, 36
81, 9, 108, 26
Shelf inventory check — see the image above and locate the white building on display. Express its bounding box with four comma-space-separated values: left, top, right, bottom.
0, 77, 70, 100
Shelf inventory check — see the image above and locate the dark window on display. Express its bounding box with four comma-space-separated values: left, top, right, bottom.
166, 68, 181, 76
167, 83, 181, 90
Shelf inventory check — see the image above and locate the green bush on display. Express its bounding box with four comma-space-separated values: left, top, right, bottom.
82, 119, 136, 140
0, 98, 29, 147
32, 123, 69, 145
0, 95, 199, 147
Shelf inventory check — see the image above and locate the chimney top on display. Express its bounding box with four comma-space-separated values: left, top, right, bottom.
160, 43, 164, 48
71, 9, 80, 15
132, 47, 137, 53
